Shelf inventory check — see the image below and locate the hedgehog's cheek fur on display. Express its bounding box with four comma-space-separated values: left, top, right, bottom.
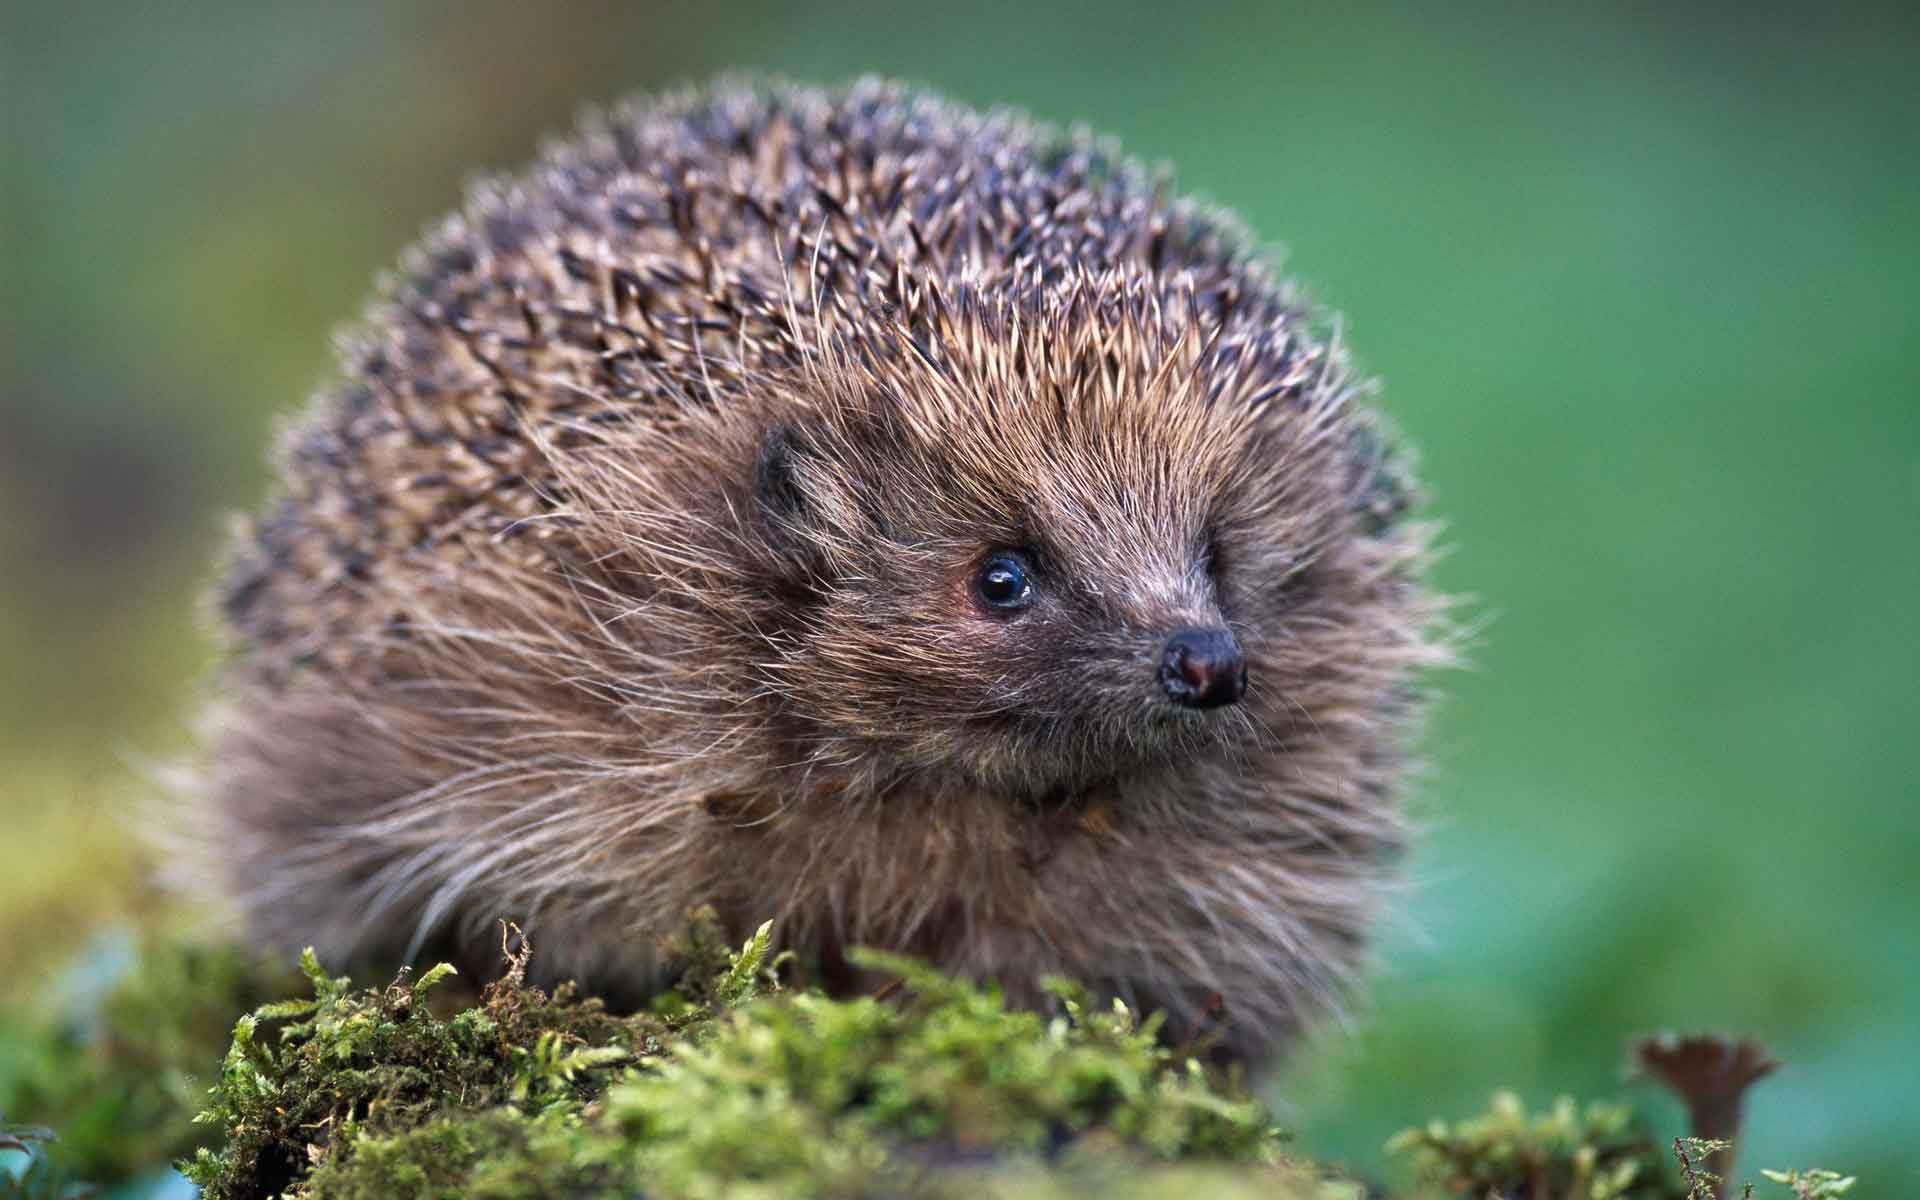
737, 500, 1265, 795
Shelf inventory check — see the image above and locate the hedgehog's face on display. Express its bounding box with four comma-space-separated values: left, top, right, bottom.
747, 336, 1377, 797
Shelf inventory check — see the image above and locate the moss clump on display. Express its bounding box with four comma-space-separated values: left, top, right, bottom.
1754, 1168, 1857, 1199
182, 923, 680, 1199
546, 954, 1283, 1198
184, 926, 1300, 1200
1386, 1094, 1864, 1200
3, 924, 1867, 1200
1387, 1090, 1676, 1199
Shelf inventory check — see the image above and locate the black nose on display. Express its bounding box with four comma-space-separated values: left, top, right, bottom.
1158, 627, 1248, 709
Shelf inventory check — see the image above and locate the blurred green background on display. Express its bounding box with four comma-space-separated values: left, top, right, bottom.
5, 0, 1916, 1187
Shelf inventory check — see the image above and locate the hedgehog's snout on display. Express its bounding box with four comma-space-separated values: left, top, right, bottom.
1157, 628, 1248, 709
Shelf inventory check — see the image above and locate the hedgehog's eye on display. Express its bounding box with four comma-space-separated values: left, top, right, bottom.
1202, 536, 1225, 584
975, 554, 1035, 613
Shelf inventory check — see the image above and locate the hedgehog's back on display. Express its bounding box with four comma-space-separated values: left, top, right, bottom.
219, 79, 1287, 672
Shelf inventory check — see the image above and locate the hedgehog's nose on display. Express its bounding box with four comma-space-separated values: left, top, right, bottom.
1158, 628, 1247, 709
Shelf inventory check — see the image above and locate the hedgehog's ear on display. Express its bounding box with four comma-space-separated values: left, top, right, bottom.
757, 426, 809, 517
756, 425, 819, 551
1346, 423, 1414, 536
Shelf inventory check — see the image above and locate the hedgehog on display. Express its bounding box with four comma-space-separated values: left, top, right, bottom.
191, 78, 1444, 1066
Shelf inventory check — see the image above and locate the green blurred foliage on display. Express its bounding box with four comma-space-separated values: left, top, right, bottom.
3, 0, 1916, 1188
0, 933, 298, 1186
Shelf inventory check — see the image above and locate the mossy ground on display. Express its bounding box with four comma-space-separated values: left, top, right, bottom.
0, 919, 1860, 1200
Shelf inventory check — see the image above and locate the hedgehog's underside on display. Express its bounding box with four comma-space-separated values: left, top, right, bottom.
190, 78, 1442, 1067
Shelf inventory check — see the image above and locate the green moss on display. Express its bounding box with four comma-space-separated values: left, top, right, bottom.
182, 924, 681, 1200
302, 1115, 1340, 1200
1385, 1095, 1868, 1200
572, 954, 1281, 1197
182, 929, 1289, 1200
299, 1109, 587, 1200
0, 923, 1873, 1200
1386, 1091, 1678, 1199
1755, 1168, 1857, 1198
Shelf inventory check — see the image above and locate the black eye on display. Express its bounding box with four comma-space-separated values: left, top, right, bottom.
976, 555, 1034, 612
